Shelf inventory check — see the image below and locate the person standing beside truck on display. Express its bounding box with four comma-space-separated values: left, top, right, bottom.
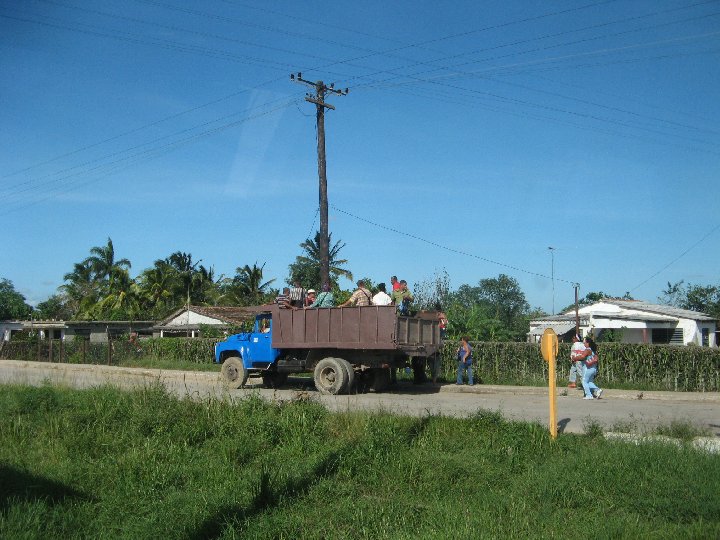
456, 336, 473, 385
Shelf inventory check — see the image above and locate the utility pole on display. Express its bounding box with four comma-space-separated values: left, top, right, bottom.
291, 72, 348, 287
574, 283, 580, 336
548, 247, 556, 315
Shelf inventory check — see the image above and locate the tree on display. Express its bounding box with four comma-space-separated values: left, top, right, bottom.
0, 278, 33, 320
412, 269, 451, 311
221, 263, 276, 306
35, 294, 73, 320
446, 274, 531, 341
136, 260, 178, 318
60, 260, 98, 318
164, 252, 219, 306
659, 280, 720, 318
287, 232, 353, 289
85, 237, 131, 285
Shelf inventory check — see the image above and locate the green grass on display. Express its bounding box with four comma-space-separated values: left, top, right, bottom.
115, 356, 220, 372
1, 384, 719, 539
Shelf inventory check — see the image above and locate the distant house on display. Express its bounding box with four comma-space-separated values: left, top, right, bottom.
153, 305, 262, 338
528, 299, 717, 347
1, 320, 155, 343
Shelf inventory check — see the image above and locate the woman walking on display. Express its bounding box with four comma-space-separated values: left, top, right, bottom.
456, 336, 473, 385
579, 337, 603, 400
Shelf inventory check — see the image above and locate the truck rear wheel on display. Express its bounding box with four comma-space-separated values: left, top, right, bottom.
338, 358, 355, 393
313, 357, 349, 395
221, 356, 248, 389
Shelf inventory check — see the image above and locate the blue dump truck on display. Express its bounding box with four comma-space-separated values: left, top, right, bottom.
215, 305, 442, 395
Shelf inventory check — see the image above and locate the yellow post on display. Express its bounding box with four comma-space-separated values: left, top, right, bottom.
540, 328, 559, 439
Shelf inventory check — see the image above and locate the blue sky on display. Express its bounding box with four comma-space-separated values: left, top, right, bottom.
1, 0, 719, 314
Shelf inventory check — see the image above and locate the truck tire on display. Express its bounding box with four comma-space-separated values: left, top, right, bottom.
221, 356, 248, 389
338, 358, 355, 393
313, 357, 349, 395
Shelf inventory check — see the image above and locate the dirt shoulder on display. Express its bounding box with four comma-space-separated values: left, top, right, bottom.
1, 360, 718, 436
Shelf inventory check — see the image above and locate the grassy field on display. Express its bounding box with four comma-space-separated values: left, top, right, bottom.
1, 384, 718, 539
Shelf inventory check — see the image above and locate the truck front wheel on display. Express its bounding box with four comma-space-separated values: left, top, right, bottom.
221, 356, 248, 389
313, 357, 349, 395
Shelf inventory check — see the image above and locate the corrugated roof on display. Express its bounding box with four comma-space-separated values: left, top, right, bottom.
599, 300, 716, 321
156, 305, 269, 328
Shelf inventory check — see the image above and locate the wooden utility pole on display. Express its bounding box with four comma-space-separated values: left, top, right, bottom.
574, 283, 580, 336
291, 73, 348, 287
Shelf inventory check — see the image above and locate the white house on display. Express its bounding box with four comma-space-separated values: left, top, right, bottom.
529, 299, 717, 347
153, 305, 261, 337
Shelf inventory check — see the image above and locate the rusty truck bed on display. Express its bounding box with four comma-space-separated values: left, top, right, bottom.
269, 305, 441, 355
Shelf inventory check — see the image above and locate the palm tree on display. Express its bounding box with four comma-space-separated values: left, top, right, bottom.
95, 267, 141, 320
85, 237, 131, 283
288, 232, 353, 288
137, 260, 178, 317
60, 260, 98, 318
222, 262, 275, 306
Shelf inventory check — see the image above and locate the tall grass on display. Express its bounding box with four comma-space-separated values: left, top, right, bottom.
1, 384, 718, 539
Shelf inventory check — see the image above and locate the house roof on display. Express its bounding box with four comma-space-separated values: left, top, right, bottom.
573, 299, 716, 322
156, 305, 268, 329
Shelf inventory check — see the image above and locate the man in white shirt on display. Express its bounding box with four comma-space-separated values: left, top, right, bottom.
568, 334, 586, 389
372, 283, 392, 306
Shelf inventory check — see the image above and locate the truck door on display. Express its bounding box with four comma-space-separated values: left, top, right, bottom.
248, 315, 279, 366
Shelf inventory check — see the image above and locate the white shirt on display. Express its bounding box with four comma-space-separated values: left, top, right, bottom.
571, 342, 586, 361
372, 291, 392, 306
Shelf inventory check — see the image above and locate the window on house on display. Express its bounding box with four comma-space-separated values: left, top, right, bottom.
702, 328, 709, 346
652, 328, 684, 344
651, 328, 672, 344
670, 328, 684, 345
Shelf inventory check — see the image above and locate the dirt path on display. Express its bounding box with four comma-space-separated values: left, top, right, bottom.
1, 360, 718, 436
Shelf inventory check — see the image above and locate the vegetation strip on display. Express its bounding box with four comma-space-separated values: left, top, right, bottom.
1, 384, 718, 539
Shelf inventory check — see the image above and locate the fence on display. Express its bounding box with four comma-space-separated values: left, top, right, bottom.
1, 338, 719, 392
0, 338, 216, 367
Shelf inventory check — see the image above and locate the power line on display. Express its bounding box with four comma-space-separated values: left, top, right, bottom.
2, 94, 303, 201
330, 205, 577, 286
629, 223, 720, 292
0, 100, 297, 215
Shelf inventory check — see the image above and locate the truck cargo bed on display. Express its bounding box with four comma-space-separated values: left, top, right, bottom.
270, 305, 440, 355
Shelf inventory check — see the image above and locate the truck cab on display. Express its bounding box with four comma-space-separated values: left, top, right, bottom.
214, 312, 282, 387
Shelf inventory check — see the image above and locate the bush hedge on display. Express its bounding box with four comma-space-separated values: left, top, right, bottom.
2, 338, 718, 392
437, 341, 720, 392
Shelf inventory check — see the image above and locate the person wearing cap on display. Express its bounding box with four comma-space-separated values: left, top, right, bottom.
306, 283, 335, 308
340, 280, 373, 307
304, 289, 317, 307
568, 333, 586, 389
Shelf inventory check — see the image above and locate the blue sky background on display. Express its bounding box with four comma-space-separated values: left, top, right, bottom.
1, 0, 719, 314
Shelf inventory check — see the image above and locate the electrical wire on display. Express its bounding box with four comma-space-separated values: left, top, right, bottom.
330, 205, 577, 286
629, 224, 720, 292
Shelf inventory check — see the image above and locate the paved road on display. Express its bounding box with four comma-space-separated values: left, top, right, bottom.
1, 360, 718, 436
